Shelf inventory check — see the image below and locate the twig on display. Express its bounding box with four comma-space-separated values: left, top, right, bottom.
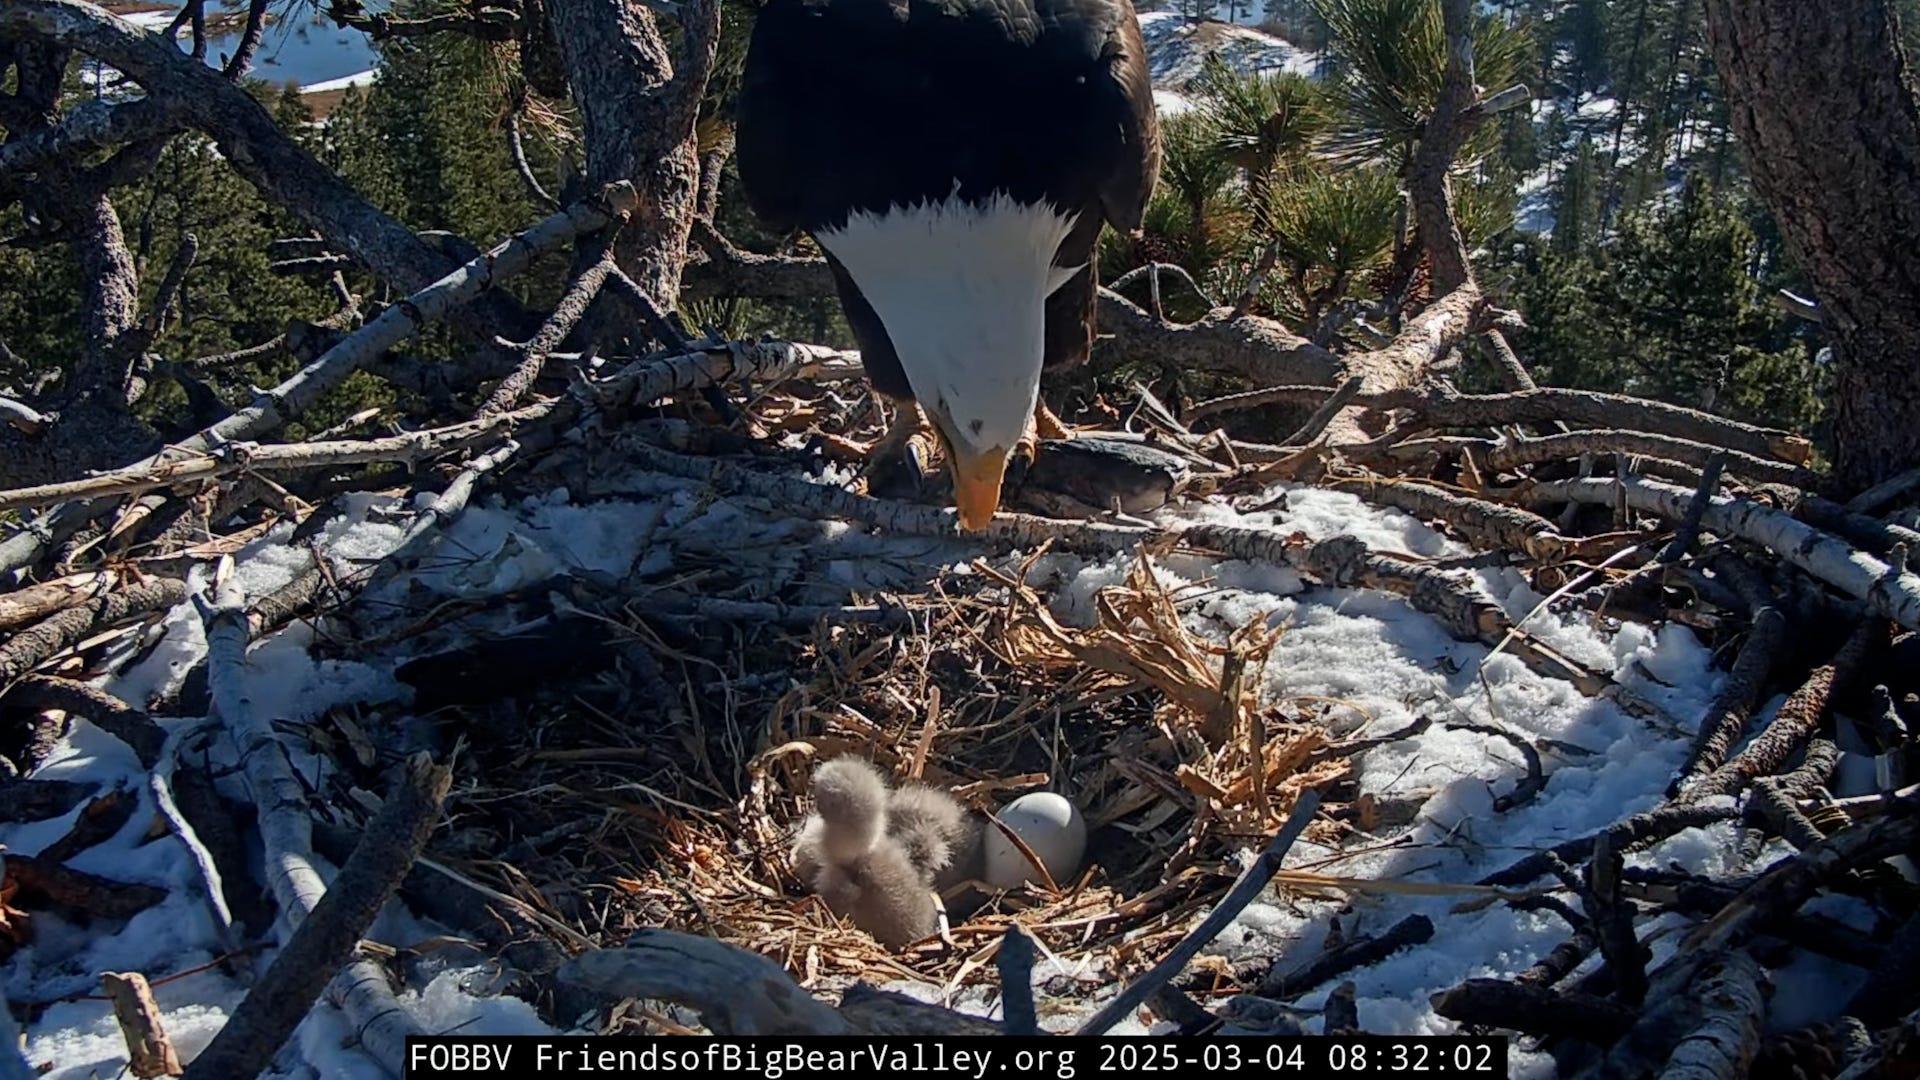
1745, 739, 1839, 850
505, 109, 559, 210
0, 396, 48, 436
0, 576, 186, 683
997, 925, 1038, 1036
477, 246, 621, 417
1188, 384, 1345, 423
1660, 452, 1729, 563
1845, 463, 1920, 515
181, 754, 450, 1080
1669, 577, 1786, 793
0, 500, 115, 583
1486, 430, 1809, 488
1448, 722, 1547, 812
1585, 832, 1647, 1005
1683, 622, 1876, 803
1345, 479, 1568, 559
1514, 928, 1598, 989
0, 779, 98, 824
1430, 978, 1637, 1039
1256, 913, 1435, 999
149, 718, 242, 955
1075, 789, 1321, 1036
1478, 803, 1741, 887
7, 855, 166, 917
74, 184, 632, 502
101, 972, 183, 1078
1276, 376, 1365, 447
39, 786, 136, 864
0, 407, 548, 513
1685, 797, 1920, 953
357, 442, 520, 595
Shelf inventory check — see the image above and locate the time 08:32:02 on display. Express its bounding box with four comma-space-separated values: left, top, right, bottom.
1097, 1039, 1505, 1075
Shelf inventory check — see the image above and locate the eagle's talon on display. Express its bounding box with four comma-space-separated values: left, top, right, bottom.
863, 400, 936, 500
1004, 430, 1035, 491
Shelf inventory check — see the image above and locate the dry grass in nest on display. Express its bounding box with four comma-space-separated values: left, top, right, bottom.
417, 531, 1390, 1019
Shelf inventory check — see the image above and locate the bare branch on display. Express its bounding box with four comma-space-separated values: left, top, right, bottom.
477, 246, 620, 417
1482, 429, 1812, 487
506, 107, 559, 210
181, 754, 450, 1080
323, 1, 519, 41
0, 97, 181, 183
165, 184, 632, 454
219, 0, 270, 79
0, 402, 554, 513
1529, 474, 1920, 631
1075, 790, 1321, 1036
0, 396, 49, 435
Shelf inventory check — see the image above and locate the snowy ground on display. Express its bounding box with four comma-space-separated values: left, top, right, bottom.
1137, 10, 1320, 93
2, 458, 1830, 1077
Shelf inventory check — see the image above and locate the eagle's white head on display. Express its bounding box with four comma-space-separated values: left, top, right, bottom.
815, 189, 1084, 530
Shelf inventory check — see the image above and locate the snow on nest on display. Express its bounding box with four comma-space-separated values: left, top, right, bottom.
5, 468, 1815, 1077
1136, 10, 1320, 92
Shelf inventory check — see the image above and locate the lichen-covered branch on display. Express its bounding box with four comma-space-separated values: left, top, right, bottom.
1529, 474, 1920, 630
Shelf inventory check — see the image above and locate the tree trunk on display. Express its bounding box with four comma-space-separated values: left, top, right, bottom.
1701, 0, 1920, 493
0, 40, 160, 489
547, 0, 719, 320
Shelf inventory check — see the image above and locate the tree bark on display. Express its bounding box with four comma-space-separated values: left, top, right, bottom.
0, 37, 160, 487
1701, 0, 1920, 492
548, 0, 719, 322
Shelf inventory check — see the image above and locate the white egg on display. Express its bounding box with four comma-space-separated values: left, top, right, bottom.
981, 792, 1087, 890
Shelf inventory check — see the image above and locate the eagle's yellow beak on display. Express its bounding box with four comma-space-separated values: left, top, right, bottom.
951, 445, 1011, 532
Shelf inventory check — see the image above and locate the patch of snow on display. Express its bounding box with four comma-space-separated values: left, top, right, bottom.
120, 10, 178, 32
1154, 88, 1196, 116
301, 69, 376, 95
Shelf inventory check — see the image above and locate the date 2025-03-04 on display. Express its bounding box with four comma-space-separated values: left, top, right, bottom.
402, 1034, 1512, 1078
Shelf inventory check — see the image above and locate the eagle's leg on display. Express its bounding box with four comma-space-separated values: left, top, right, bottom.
1033, 399, 1074, 442
1006, 398, 1072, 496
863, 396, 938, 499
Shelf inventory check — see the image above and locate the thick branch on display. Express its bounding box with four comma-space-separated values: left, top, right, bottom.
1528, 475, 1920, 631
0, 96, 181, 182
181, 754, 450, 1080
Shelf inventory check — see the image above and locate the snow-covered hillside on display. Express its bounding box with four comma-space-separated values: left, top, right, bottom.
1135, 8, 1321, 114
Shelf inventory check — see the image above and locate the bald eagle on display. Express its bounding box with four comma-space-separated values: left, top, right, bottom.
735, 0, 1160, 530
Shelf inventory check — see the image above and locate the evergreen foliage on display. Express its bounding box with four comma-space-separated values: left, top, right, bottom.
0, 0, 1862, 454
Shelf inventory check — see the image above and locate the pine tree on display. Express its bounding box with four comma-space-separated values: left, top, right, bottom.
1551, 136, 1602, 256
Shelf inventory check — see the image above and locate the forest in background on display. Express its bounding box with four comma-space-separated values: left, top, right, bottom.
0, 0, 1879, 465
